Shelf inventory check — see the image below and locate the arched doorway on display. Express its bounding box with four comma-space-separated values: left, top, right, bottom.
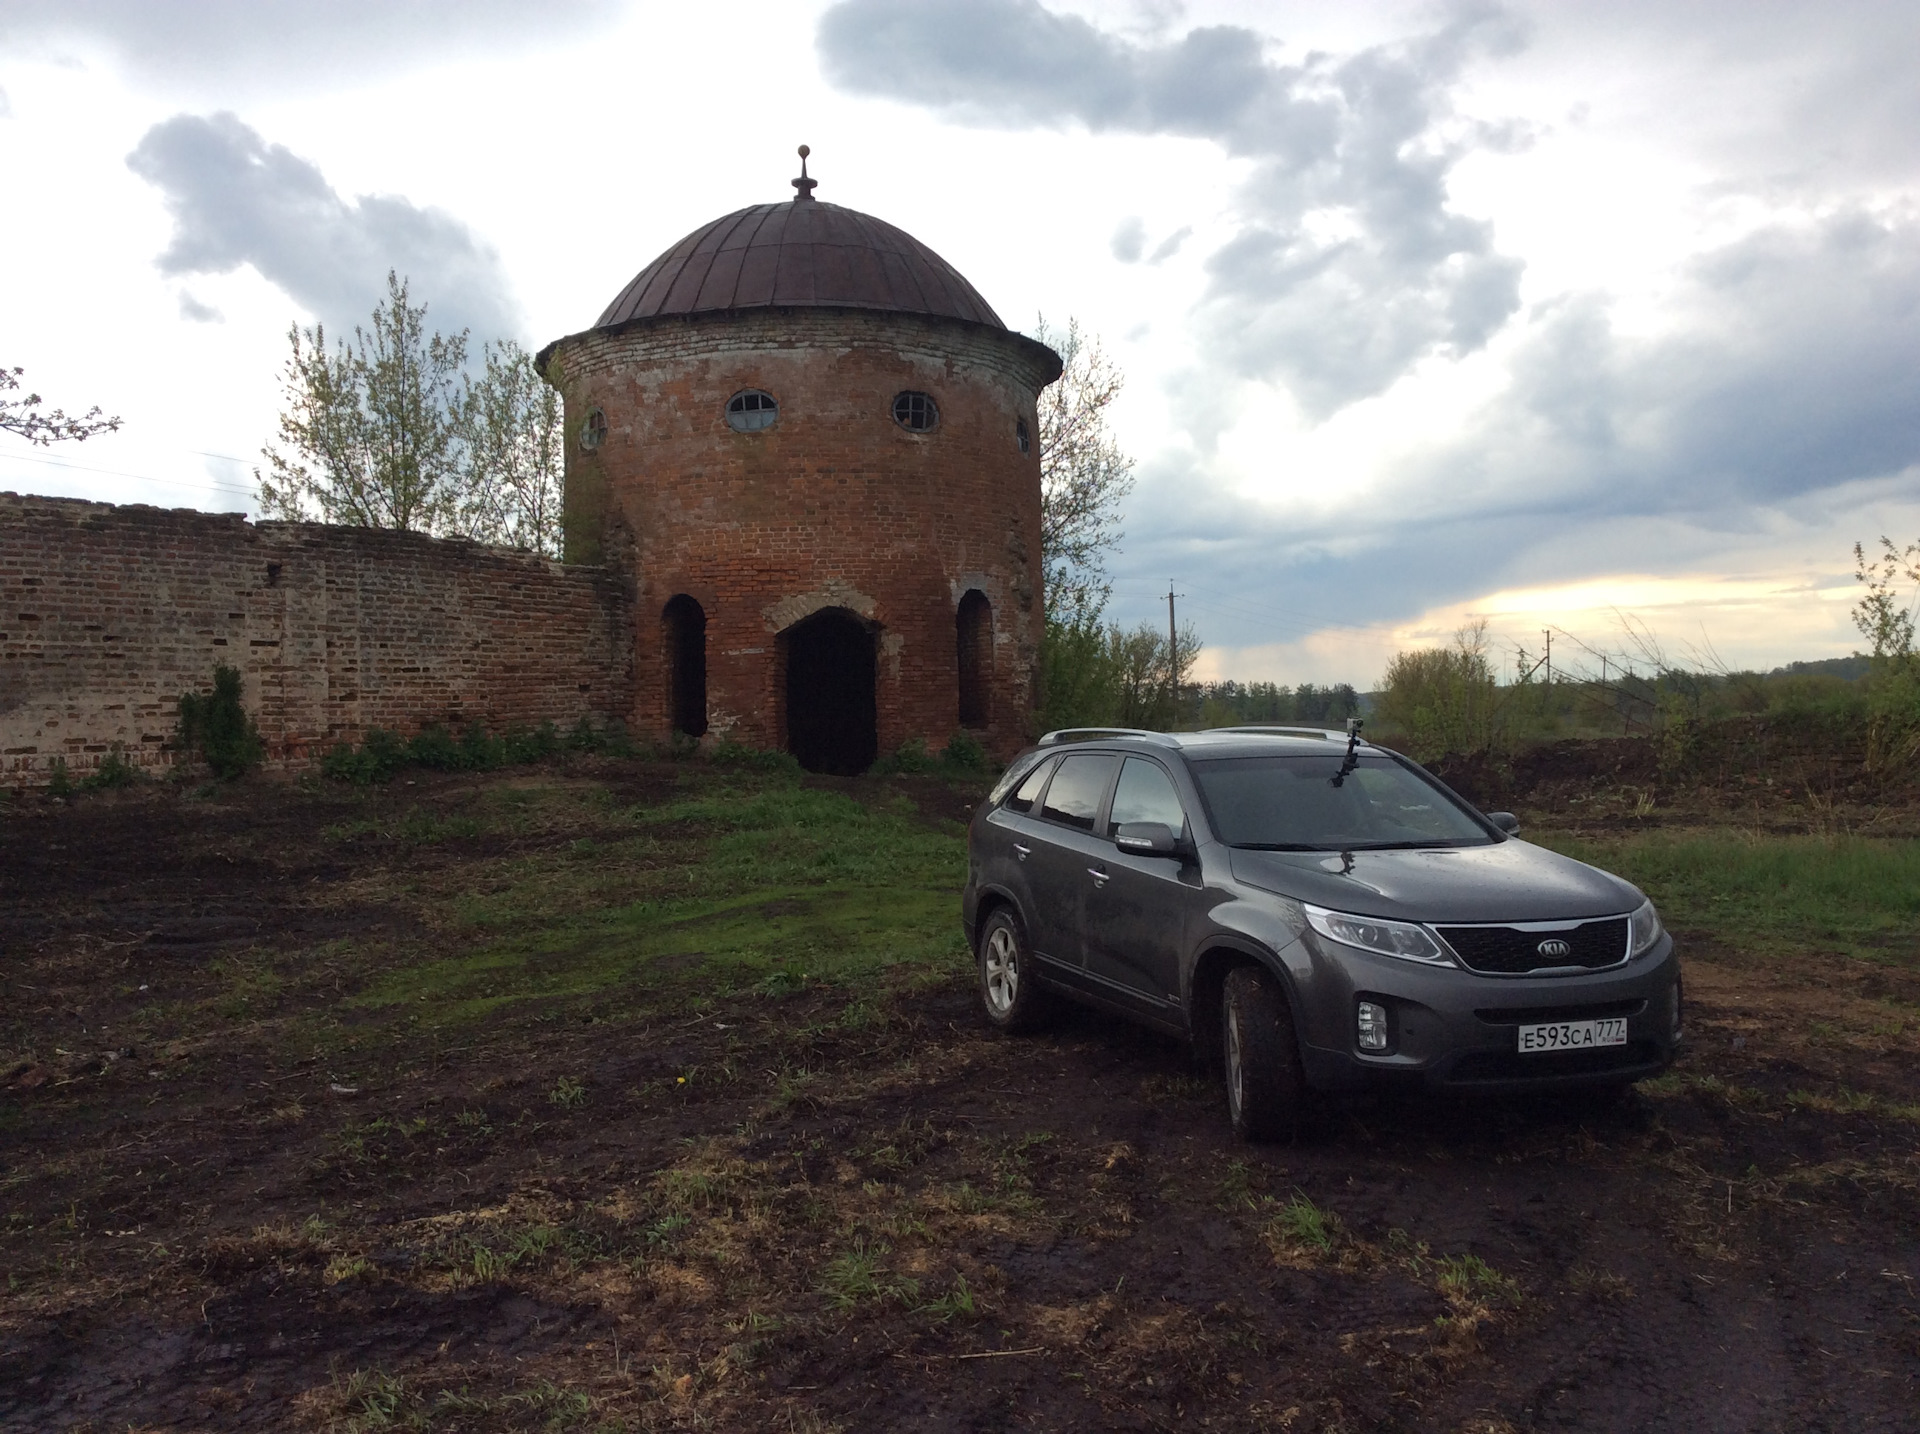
783, 608, 877, 774
956, 589, 992, 728
662, 595, 708, 738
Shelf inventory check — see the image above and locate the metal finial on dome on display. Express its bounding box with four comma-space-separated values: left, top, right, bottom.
792, 144, 817, 202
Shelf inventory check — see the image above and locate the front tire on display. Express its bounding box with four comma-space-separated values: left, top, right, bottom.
1222, 965, 1309, 1142
976, 907, 1053, 1034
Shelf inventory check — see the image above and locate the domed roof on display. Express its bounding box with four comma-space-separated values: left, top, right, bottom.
595, 198, 1006, 331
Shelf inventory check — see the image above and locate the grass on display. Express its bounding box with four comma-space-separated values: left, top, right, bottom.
346, 775, 971, 1025
1533, 829, 1920, 963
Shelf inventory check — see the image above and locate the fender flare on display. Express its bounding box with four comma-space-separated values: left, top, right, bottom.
1184, 932, 1313, 1058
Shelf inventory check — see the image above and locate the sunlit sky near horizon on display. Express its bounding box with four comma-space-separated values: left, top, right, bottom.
3, 0, 1917, 687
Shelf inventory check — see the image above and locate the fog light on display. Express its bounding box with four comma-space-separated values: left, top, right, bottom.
1357, 1000, 1390, 1052
1668, 976, 1684, 1041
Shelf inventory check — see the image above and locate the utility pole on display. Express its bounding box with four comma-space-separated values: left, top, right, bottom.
1543, 628, 1553, 686
1168, 582, 1180, 714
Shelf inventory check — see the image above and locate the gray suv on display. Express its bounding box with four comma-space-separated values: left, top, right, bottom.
961, 726, 1682, 1140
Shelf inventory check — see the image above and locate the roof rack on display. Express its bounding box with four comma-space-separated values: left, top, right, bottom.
1202, 725, 1361, 742
1037, 727, 1182, 748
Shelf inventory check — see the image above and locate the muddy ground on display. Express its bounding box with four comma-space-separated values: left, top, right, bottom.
2, 750, 1917, 1432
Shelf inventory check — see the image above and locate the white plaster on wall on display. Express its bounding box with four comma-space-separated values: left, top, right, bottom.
763, 581, 879, 633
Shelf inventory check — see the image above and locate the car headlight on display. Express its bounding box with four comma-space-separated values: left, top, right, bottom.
1303, 904, 1452, 965
1628, 898, 1664, 958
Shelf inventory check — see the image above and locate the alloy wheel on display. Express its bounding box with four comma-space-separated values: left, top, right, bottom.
984, 925, 1019, 1015
1225, 1004, 1244, 1119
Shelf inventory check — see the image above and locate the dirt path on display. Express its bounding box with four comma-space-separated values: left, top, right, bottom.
2, 764, 1916, 1431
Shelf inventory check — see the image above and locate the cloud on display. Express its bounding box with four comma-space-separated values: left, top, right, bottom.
177, 291, 222, 323
126, 112, 517, 341
1110, 216, 1147, 263
1149, 226, 1192, 262
818, 0, 1527, 415
1110, 209, 1920, 659
0, 1, 619, 90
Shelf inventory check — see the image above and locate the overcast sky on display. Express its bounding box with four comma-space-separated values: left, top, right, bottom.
4, 0, 1917, 685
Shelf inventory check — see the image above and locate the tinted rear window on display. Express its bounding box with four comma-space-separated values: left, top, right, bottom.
1003, 757, 1056, 813
1041, 753, 1119, 832
1191, 755, 1491, 850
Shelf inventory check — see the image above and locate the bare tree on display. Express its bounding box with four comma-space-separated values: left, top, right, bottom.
1, 366, 120, 445
460, 340, 564, 557
1034, 316, 1135, 625
257, 272, 468, 532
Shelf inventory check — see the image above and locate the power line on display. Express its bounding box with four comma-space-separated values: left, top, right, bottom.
0, 448, 256, 501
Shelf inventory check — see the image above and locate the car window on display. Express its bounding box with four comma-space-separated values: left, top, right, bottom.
1191, 754, 1492, 850
1040, 753, 1119, 832
1349, 765, 1465, 843
1003, 757, 1056, 813
1107, 758, 1186, 840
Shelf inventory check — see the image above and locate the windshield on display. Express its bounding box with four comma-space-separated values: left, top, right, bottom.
1191, 754, 1495, 851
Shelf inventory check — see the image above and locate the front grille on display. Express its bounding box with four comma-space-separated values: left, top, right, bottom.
1448, 1041, 1662, 1084
1436, 917, 1628, 974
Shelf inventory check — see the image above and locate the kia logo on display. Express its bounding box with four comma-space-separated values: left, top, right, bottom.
1536, 938, 1573, 960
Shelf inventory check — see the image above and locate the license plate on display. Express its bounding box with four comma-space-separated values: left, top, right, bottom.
1518, 1018, 1628, 1053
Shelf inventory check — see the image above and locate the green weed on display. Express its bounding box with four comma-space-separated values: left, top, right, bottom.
1270, 1193, 1339, 1253
1436, 1253, 1521, 1307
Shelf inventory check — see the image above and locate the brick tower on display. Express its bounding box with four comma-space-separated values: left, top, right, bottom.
537, 149, 1062, 773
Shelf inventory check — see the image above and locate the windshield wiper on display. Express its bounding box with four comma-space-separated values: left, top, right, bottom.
1230, 842, 1323, 851
1339, 838, 1484, 850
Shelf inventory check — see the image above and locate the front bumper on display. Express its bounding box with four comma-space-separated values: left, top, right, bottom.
1297, 934, 1682, 1093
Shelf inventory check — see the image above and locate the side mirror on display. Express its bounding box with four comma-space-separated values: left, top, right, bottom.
1487, 811, 1521, 836
1114, 821, 1180, 857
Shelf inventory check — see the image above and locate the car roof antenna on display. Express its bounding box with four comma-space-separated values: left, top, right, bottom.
1330, 718, 1364, 787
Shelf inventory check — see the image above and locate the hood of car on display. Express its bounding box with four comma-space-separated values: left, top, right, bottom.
1227, 839, 1639, 924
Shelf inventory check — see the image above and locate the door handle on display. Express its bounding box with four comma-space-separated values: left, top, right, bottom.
1013, 843, 1031, 862
1087, 866, 1110, 887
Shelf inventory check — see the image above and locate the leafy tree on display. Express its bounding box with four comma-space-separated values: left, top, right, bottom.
1851, 536, 1920, 772
1034, 316, 1135, 626
1, 366, 120, 445
1038, 617, 1202, 733
1853, 537, 1919, 666
459, 339, 564, 557
257, 271, 469, 532
1375, 621, 1499, 760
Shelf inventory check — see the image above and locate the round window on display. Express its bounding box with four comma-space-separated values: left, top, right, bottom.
1015, 417, 1031, 455
580, 408, 608, 452
892, 390, 939, 432
726, 389, 778, 433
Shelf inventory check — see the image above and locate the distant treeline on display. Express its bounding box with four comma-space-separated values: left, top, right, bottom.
1192, 680, 1361, 728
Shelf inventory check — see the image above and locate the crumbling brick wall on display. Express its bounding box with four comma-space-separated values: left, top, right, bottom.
0, 494, 634, 787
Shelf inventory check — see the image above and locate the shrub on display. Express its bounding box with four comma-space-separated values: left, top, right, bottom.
322, 718, 604, 784
874, 738, 937, 775
176, 665, 265, 779
46, 757, 73, 798
942, 730, 988, 771
709, 739, 801, 774
1375, 625, 1499, 761
81, 744, 141, 790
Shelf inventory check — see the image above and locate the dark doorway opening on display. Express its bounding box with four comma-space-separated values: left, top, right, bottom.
784, 608, 877, 775
956, 589, 992, 728
663, 594, 708, 738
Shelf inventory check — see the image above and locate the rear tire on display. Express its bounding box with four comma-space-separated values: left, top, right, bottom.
1222, 964, 1309, 1142
977, 907, 1053, 1034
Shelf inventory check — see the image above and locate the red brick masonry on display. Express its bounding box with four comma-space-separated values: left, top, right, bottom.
0, 494, 633, 787
549, 307, 1055, 760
